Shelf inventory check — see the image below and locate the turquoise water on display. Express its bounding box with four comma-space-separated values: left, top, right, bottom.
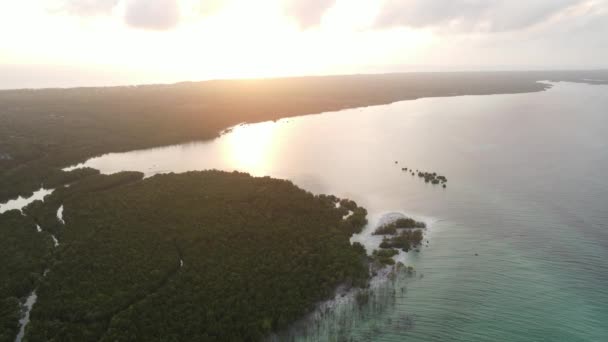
67, 82, 608, 341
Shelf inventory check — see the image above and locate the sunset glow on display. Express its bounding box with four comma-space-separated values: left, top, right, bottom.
222, 122, 280, 176
2, 0, 606, 88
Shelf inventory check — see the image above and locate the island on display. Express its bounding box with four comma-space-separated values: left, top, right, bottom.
372, 217, 426, 256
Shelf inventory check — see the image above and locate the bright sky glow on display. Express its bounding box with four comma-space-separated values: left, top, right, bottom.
0, 0, 606, 88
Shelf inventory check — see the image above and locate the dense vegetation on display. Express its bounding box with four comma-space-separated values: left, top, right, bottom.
10, 171, 370, 341
371, 215, 426, 255
2, 71, 605, 203
373, 217, 426, 235
416, 171, 448, 186
24, 170, 141, 238
371, 249, 400, 266
380, 230, 424, 252
335, 198, 368, 234
0, 211, 53, 342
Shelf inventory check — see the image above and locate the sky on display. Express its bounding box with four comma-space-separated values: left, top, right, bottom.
1, 0, 607, 89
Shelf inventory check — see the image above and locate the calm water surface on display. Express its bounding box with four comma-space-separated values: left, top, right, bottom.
0, 188, 54, 214
67, 82, 608, 341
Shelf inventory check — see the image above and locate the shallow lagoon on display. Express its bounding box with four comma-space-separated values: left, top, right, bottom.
66, 82, 608, 341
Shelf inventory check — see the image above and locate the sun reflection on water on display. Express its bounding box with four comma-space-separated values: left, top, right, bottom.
220, 121, 280, 176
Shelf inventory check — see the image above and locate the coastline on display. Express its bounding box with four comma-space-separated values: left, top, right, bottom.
2, 71, 607, 203
269, 211, 435, 341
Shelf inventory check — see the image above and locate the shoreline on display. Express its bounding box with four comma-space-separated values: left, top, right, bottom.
269, 211, 435, 340
56, 80, 583, 179
2, 71, 607, 203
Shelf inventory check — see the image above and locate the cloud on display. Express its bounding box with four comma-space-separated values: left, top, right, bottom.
283, 0, 335, 28
58, 0, 120, 16
375, 0, 587, 32
55, 0, 180, 30
124, 0, 180, 30
398, 0, 608, 70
